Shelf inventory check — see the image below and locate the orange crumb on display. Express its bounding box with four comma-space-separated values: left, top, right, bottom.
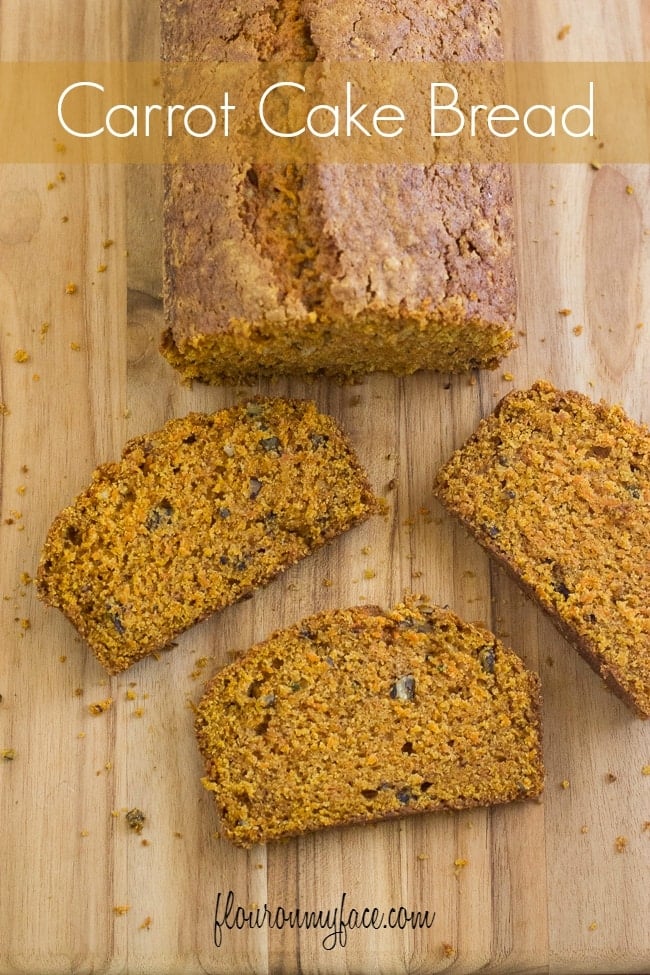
102, 239, 114, 249
572, 325, 583, 336
614, 835, 628, 853
642, 765, 650, 776
587, 921, 598, 931
625, 185, 634, 195
560, 779, 570, 790
70, 342, 81, 351
88, 698, 113, 716
13, 349, 30, 363
442, 943, 455, 958
557, 24, 571, 40
139, 916, 152, 930
363, 569, 376, 580
97, 263, 108, 273
502, 372, 514, 381
113, 905, 130, 916
558, 308, 572, 317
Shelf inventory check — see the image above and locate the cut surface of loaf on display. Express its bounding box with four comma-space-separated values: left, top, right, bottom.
37, 399, 378, 674
196, 599, 544, 847
161, 0, 516, 383
434, 381, 650, 718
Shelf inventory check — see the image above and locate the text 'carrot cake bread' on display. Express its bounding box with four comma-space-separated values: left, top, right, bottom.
37, 399, 379, 674
161, 0, 516, 383
196, 599, 544, 847
434, 381, 650, 718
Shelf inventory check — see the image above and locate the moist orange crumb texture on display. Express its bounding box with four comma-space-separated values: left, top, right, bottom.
434, 381, 650, 717
36, 398, 378, 674
196, 599, 544, 847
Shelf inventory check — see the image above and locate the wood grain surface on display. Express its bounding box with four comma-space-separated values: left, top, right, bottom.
0, 2, 649, 973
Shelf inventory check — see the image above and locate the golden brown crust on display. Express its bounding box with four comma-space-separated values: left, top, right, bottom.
37, 398, 379, 674
162, 0, 517, 383
196, 598, 544, 847
434, 381, 650, 718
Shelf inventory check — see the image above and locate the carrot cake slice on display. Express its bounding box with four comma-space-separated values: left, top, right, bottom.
434, 381, 650, 717
37, 398, 378, 673
196, 599, 543, 846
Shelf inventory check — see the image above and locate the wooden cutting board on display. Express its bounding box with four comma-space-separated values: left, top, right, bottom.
0, 2, 648, 972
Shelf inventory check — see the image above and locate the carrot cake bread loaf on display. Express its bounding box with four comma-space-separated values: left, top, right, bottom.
37, 398, 378, 674
196, 599, 544, 846
161, 0, 516, 383
434, 381, 650, 718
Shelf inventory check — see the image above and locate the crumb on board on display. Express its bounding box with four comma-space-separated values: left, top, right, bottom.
590, 161, 602, 171
126, 808, 146, 833
605, 772, 617, 783
97, 263, 108, 273
1, 748, 16, 761
65, 282, 78, 295
113, 905, 130, 916
139, 916, 152, 931
572, 325, 584, 336
560, 779, 570, 790
103, 239, 114, 249
0, 403, 10, 416
614, 835, 628, 853
363, 569, 376, 580
587, 921, 598, 931
502, 372, 514, 382
580, 825, 589, 834
88, 698, 113, 716
558, 308, 572, 317
13, 349, 30, 363
442, 943, 455, 958
70, 342, 81, 351
641, 765, 650, 776
557, 24, 571, 40
453, 858, 468, 875
625, 185, 634, 195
